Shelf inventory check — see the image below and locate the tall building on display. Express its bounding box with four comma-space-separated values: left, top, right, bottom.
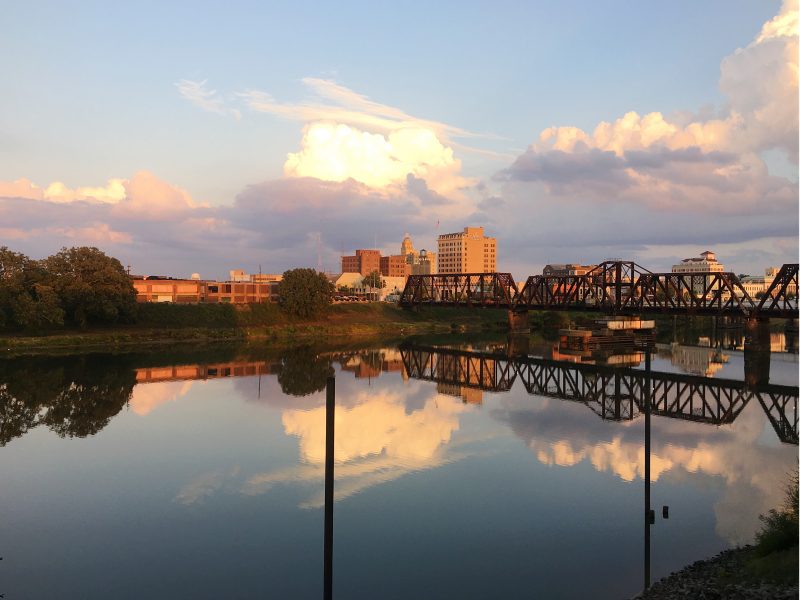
341, 249, 381, 276
436, 226, 496, 274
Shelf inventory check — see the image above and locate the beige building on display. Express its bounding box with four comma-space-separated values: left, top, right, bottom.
437, 226, 496, 274
740, 266, 797, 298
229, 269, 282, 283
671, 251, 725, 274
671, 250, 727, 299
133, 278, 206, 303
132, 276, 275, 304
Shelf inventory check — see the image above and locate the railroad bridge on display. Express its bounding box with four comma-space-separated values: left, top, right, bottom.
399, 261, 799, 319
399, 344, 799, 445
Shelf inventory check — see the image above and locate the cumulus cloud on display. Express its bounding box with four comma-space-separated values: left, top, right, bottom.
175, 79, 241, 120
0, 177, 126, 203
237, 77, 496, 196
500, 0, 798, 215
283, 122, 472, 196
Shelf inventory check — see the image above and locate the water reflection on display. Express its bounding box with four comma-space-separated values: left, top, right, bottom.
0, 355, 135, 445
400, 344, 798, 444
1, 339, 797, 598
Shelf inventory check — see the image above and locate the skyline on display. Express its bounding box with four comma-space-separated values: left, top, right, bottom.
0, 0, 797, 279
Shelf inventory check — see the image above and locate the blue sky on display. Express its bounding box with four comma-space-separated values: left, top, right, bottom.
0, 0, 796, 277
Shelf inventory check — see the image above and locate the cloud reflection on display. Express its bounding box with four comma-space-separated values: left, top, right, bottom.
494, 394, 795, 545
244, 385, 474, 507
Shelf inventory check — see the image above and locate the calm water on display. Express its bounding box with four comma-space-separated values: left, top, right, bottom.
0, 336, 797, 599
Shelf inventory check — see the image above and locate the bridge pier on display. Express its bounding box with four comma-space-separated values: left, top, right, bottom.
744, 317, 771, 387
507, 309, 530, 358
786, 319, 798, 354
508, 309, 529, 333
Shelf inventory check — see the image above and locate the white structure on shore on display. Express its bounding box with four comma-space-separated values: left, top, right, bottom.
671, 250, 725, 274
671, 251, 727, 299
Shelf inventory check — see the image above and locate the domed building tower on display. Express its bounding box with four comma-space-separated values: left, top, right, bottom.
400, 233, 416, 258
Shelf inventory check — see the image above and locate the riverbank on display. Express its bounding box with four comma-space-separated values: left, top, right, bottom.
0, 303, 509, 356
635, 545, 798, 599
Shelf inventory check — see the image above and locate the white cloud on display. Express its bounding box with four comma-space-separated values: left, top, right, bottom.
175, 79, 242, 120
501, 0, 798, 216
283, 122, 472, 196
239, 77, 486, 142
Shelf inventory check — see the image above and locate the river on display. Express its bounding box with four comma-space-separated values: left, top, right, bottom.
0, 332, 797, 599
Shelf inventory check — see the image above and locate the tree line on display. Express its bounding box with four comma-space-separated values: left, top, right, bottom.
0, 246, 136, 330
0, 246, 336, 332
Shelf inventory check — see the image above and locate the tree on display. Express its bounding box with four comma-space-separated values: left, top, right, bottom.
362, 270, 385, 290
0, 246, 64, 330
43, 247, 136, 327
277, 268, 334, 318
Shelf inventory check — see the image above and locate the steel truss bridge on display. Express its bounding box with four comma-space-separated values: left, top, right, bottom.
399, 261, 799, 318
399, 345, 799, 445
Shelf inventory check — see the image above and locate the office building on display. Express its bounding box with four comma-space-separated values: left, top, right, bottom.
437, 226, 496, 274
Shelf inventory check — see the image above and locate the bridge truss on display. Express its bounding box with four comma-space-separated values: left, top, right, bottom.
400, 261, 799, 318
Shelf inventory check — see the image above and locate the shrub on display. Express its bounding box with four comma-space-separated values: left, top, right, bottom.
755, 470, 799, 556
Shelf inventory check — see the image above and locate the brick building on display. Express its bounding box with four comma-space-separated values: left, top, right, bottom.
341, 249, 381, 276
380, 254, 411, 278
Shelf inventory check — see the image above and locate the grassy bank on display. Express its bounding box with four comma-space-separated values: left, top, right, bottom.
0, 303, 510, 355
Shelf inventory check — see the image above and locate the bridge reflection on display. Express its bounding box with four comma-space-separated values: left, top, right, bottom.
399, 345, 799, 445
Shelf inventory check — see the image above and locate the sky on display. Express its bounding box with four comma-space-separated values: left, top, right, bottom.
0, 0, 797, 279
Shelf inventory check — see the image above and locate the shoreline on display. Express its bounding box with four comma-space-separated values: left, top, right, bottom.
635, 545, 798, 599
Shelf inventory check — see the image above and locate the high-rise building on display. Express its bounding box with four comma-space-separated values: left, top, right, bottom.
436, 226, 496, 274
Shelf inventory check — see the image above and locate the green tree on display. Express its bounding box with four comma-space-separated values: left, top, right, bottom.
362, 270, 385, 290
43, 246, 136, 327
277, 268, 334, 318
0, 246, 64, 330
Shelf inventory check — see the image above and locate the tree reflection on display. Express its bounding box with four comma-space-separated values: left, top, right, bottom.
0, 356, 136, 445
277, 346, 334, 397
